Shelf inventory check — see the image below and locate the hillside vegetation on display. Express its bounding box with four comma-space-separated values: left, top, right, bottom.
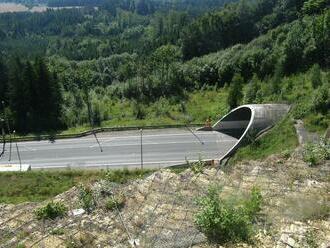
0, 0, 329, 135
0, 2, 329, 247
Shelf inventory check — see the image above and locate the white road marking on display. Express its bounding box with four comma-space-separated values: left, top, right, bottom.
19, 144, 36, 151
88, 140, 229, 148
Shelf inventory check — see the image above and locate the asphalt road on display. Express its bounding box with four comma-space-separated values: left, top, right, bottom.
0, 128, 238, 170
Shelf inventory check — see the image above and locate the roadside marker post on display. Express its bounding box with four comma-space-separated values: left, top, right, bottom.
140, 129, 143, 170
0, 118, 5, 158
13, 130, 22, 171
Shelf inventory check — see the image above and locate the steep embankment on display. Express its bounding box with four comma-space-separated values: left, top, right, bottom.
0, 136, 329, 247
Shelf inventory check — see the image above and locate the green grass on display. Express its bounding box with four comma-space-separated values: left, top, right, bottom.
230, 116, 298, 163
303, 113, 330, 134
104, 168, 154, 184
63, 89, 228, 133
0, 169, 153, 204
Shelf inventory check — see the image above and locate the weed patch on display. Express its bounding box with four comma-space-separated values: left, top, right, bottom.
78, 184, 96, 213
35, 202, 68, 220
105, 168, 154, 184
105, 194, 125, 211
303, 138, 330, 166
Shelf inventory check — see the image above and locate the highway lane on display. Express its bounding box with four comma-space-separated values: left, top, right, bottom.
0, 128, 237, 170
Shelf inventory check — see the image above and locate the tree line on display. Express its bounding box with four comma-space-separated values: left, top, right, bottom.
0, 0, 329, 133
0, 58, 63, 133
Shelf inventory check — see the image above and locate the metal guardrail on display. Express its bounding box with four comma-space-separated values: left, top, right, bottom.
8, 124, 204, 142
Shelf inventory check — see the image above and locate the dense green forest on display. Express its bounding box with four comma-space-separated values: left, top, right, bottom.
0, 0, 329, 133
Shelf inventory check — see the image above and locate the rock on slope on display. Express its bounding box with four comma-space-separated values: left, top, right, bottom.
0, 155, 329, 248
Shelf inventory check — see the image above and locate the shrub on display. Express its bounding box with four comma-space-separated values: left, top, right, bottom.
105, 168, 152, 184
305, 113, 330, 132
311, 85, 330, 114
50, 228, 65, 235
132, 101, 146, 120
105, 194, 125, 211
65, 232, 95, 248
35, 201, 68, 220
310, 64, 322, 89
190, 159, 206, 174
305, 230, 318, 248
227, 73, 243, 109
194, 186, 262, 244
244, 75, 260, 104
303, 139, 330, 166
92, 105, 102, 127
78, 184, 96, 213
281, 149, 292, 159
292, 101, 311, 119
244, 187, 263, 219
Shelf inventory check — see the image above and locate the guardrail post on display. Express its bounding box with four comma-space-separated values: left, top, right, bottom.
140, 129, 143, 170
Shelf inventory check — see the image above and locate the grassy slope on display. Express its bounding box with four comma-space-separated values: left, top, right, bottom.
10, 89, 228, 137
230, 116, 298, 163
0, 169, 153, 204
67, 89, 229, 133
228, 69, 329, 163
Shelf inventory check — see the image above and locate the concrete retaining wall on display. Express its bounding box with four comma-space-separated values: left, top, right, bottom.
213, 104, 291, 161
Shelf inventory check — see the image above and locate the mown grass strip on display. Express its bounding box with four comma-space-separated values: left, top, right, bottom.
0, 168, 154, 204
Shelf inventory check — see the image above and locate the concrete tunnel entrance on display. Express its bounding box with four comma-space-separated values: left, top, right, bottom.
205, 104, 291, 161
213, 107, 252, 139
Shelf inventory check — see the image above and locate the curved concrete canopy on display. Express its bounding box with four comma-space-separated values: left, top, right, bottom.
212, 104, 291, 160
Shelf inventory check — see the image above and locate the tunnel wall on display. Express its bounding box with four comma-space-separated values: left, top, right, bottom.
213, 104, 291, 161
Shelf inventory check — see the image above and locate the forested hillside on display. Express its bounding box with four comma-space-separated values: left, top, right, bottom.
0, 0, 329, 134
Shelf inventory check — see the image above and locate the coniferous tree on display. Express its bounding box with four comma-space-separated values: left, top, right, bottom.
8, 58, 30, 132
34, 58, 63, 131
0, 59, 8, 105
22, 61, 35, 130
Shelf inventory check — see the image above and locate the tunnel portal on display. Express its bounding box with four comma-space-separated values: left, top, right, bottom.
210, 104, 291, 160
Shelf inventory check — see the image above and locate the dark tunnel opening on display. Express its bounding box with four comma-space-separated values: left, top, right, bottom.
213, 107, 252, 139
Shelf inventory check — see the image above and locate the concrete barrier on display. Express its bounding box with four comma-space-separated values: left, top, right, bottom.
0, 164, 31, 172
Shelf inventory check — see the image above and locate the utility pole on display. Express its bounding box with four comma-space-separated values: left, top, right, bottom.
140, 129, 143, 170
13, 130, 22, 171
